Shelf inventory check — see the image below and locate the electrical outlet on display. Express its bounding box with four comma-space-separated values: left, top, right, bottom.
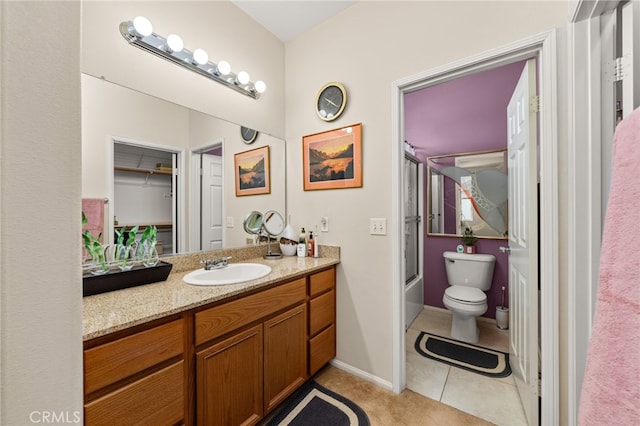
321, 216, 329, 232
226, 216, 234, 228
370, 218, 387, 235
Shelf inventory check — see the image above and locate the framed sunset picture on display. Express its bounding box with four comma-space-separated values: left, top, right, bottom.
234, 145, 271, 196
302, 123, 363, 191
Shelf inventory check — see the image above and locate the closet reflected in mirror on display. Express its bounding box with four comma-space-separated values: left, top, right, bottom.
427, 149, 508, 239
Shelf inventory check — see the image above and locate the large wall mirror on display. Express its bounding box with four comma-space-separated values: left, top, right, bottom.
427, 149, 507, 239
81, 74, 286, 255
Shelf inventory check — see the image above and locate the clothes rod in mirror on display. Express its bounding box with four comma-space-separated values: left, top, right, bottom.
120, 16, 266, 99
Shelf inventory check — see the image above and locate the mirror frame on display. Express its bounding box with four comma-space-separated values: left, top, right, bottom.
426, 148, 508, 240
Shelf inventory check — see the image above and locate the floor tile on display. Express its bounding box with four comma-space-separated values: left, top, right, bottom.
441, 367, 528, 426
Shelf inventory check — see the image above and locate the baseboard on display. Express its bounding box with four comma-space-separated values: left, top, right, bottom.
329, 359, 393, 392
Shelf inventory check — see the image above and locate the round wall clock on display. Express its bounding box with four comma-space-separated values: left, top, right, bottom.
240, 126, 259, 144
316, 82, 347, 121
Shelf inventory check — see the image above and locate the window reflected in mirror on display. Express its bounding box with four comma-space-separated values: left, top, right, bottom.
427, 149, 508, 239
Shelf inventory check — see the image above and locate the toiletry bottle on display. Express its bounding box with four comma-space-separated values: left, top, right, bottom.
307, 231, 314, 257
313, 226, 319, 258
298, 228, 307, 257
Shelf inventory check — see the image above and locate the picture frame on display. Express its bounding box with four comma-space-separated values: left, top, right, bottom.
234, 145, 271, 196
302, 123, 363, 191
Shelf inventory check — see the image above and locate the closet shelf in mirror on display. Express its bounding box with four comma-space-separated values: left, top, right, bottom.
115, 223, 172, 230
114, 166, 172, 176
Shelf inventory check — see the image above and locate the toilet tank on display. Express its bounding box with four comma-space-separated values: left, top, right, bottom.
443, 251, 496, 290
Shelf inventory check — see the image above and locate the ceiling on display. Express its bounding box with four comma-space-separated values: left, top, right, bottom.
231, 1, 357, 42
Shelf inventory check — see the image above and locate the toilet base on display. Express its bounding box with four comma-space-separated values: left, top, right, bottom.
450, 315, 480, 343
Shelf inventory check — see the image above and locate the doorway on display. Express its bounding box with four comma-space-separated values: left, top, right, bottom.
190, 140, 225, 252
112, 140, 180, 255
391, 30, 559, 426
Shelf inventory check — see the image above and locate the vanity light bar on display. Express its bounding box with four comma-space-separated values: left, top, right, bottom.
119, 17, 266, 99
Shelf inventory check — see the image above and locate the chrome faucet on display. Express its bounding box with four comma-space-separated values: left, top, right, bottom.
201, 256, 232, 270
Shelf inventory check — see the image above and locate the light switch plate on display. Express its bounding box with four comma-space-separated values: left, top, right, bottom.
226, 216, 234, 227
321, 216, 329, 232
370, 218, 387, 235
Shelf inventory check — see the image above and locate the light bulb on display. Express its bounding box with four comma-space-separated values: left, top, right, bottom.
254, 80, 267, 94
192, 49, 208, 65
166, 34, 183, 53
217, 60, 231, 76
132, 16, 152, 38
237, 71, 250, 85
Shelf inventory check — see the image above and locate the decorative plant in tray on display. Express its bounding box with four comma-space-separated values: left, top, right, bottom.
114, 225, 139, 271
82, 211, 108, 275
137, 225, 159, 267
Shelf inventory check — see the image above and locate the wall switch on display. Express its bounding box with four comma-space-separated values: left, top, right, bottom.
321, 216, 329, 232
370, 218, 387, 235
226, 216, 234, 228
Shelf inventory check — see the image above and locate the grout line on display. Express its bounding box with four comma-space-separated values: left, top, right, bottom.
439, 366, 451, 402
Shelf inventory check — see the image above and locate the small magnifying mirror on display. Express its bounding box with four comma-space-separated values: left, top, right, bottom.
243, 211, 263, 235
263, 210, 285, 236
243, 210, 284, 260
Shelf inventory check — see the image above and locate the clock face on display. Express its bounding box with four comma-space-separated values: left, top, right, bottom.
240, 126, 258, 144
316, 83, 346, 121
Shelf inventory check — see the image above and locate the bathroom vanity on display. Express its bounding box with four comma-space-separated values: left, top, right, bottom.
82, 248, 338, 425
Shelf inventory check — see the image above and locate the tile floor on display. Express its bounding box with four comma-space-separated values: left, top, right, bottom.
406, 306, 528, 426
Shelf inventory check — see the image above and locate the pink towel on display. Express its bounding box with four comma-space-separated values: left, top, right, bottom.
82, 198, 105, 242
579, 108, 640, 425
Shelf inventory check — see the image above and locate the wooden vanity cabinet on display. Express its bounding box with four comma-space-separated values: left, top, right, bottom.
83, 265, 337, 426
83, 317, 188, 425
308, 267, 337, 375
195, 278, 308, 425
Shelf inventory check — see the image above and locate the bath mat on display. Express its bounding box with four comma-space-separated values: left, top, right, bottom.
266, 381, 370, 426
414, 332, 511, 378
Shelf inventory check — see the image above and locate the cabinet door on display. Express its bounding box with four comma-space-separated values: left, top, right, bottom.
196, 325, 263, 426
264, 304, 307, 413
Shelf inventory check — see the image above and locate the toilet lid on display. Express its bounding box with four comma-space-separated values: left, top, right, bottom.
445, 286, 486, 303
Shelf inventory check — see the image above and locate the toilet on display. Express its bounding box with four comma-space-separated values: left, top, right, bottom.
442, 251, 496, 343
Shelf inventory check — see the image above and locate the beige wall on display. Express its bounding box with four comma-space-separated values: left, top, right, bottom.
0, 1, 577, 423
0, 1, 83, 423
285, 0, 569, 409
82, 1, 285, 138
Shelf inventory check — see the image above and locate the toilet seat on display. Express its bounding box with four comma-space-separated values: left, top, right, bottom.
444, 286, 486, 305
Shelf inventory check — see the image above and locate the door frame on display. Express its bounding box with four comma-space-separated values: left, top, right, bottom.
391, 30, 559, 425
109, 136, 186, 254
189, 138, 225, 252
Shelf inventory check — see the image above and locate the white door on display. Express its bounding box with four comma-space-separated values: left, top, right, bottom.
201, 153, 223, 250
507, 58, 539, 426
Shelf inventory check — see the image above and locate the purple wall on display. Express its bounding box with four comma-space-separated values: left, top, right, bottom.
405, 60, 527, 319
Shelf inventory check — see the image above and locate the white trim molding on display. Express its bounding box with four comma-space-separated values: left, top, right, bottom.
391, 30, 560, 425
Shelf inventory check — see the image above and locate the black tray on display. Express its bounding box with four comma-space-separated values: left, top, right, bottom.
83, 261, 173, 297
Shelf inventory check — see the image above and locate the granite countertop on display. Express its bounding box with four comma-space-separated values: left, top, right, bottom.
83, 252, 339, 341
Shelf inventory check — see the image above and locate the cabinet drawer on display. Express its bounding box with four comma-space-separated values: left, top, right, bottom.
309, 324, 336, 376
309, 268, 335, 297
84, 361, 184, 425
84, 319, 184, 395
195, 278, 306, 345
309, 289, 335, 336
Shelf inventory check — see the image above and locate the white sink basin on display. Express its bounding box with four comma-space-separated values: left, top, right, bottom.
183, 263, 272, 286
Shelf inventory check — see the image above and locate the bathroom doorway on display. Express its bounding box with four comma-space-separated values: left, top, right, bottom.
190, 140, 225, 252
391, 30, 560, 426
401, 59, 530, 424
